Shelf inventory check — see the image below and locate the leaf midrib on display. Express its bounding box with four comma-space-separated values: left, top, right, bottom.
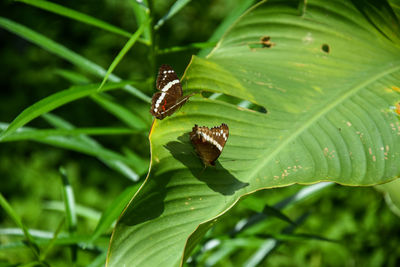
247, 62, 400, 182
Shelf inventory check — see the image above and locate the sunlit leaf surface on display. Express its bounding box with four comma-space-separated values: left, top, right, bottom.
108, 1, 400, 266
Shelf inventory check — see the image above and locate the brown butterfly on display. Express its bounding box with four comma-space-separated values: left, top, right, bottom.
190, 123, 229, 166
150, 65, 193, 120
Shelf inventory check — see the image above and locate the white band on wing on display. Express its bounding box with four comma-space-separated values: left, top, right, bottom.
198, 131, 223, 151
162, 79, 179, 92
153, 79, 180, 112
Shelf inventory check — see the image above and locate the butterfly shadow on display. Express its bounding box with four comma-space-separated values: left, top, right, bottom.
165, 134, 249, 196
117, 169, 172, 227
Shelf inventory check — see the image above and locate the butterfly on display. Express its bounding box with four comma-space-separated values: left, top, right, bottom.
190, 123, 229, 166
150, 65, 194, 120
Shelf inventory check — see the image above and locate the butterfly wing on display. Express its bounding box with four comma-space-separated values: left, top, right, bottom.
156, 65, 183, 97
190, 124, 229, 166
151, 92, 191, 120
210, 123, 229, 149
151, 65, 187, 119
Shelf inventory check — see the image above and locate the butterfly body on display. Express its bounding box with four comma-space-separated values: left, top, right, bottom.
150, 65, 193, 120
190, 123, 229, 166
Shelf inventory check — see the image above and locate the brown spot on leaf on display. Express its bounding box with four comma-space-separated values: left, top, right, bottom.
260, 36, 274, 48
248, 35, 275, 50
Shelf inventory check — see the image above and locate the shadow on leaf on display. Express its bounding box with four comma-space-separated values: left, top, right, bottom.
165, 133, 249, 195
119, 133, 249, 227
118, 172, 171, 226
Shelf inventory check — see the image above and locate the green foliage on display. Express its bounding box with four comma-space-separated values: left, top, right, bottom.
0, 0, 399, 266
109, 0, 400, 266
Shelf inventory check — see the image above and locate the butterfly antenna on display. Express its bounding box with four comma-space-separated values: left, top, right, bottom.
199, 165, 207, 175
218, 159, 236, 163
184, 79, 196, 97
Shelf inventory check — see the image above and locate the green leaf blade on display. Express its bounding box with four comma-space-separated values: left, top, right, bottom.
41, 113, 146, 181
0, 17, 151, 103
91, 94, 148, 130
108, 1, 400, 266
154, 0, 191, 30
98, 19, 149, 91
0, 81, 131, 141
91, 185, 140, 242
16, 0, 135, 39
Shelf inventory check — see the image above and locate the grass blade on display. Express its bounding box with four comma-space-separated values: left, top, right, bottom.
197, 0, 255, 57
0, 228, 54, 239
41, 113, 145, 181
53, 69, 149, 130
60, 168, 77, 233
131, 0, 150, 42
232, 183, 333, 236
0, 118, 145, 181
91, 94, 148, 130
40, 218, 65, 261
43, 201, 101, 221
87, 252, 107, 267
274, 182, 334, 209
42, 136, 144, 176
154, 0, 191, 30
0, 126, 138, 142
244, 213, 309, 267
0, 193, 40, 259
15, 0, 144, 41
0, 81, 132, 141
98, 19, 149, 91
0, 17, 151, 103
91, 184, 140, 242
59, 167, 78, 261
0, 229, 109, 246
53, 68, 91, 84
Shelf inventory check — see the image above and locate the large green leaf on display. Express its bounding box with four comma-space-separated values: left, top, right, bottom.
107, 0, 400, 266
